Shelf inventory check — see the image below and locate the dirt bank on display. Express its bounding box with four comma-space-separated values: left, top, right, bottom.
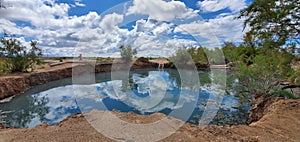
0, 98, 299, 142
0, 63, 74, 99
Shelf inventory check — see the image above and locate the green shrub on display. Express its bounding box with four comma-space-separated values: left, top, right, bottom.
0, 59, 8, 75
289, 71, 300, 85
0, 37, 42, 73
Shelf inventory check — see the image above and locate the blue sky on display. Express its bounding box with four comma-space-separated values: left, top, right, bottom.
0, 0, 252, 57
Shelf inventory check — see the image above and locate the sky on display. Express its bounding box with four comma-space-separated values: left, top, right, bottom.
0, 0, 252, 57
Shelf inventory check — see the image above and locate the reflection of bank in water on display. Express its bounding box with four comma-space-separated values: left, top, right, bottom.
149, 58, 169, 69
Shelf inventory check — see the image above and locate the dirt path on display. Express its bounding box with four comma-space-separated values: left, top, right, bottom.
0, 99, 299, 142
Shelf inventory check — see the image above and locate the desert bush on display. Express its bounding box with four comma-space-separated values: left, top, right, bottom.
0, 37, 42, 73
119, 45, 137, 62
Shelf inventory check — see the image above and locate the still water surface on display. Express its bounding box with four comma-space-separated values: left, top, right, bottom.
0, 69, 249, 128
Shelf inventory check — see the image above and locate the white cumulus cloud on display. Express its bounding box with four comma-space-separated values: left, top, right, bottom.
99, 13, 124, 33
197, 0, 246, 13
127, 0, 199, 21
174, 14, 246, 47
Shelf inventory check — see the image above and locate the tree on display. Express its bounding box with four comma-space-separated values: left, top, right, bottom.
234, 0, 299, 99
169, 47, 192, 65
222, 42, 237, 63
0, 36, 42, 73
238, 0, 300, 51
119, 45, 137, 62
205, 48, 226, 65
187, 46, 208, 64
236, 49, 295, 98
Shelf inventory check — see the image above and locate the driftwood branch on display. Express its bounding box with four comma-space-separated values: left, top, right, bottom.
282, 84, 300, 90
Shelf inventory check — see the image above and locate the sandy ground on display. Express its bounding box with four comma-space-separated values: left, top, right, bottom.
0, 99, 299, 142
0, 61, 76, 79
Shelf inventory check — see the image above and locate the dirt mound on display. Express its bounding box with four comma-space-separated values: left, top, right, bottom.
133, 57, 157, 68
0, 98, 299, 142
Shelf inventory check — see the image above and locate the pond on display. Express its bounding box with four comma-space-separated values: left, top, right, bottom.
0, 68, 249, 128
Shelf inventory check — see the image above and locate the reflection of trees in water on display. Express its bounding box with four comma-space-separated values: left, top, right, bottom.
121, 76, 131, 92
121, 71, 149, 92
0, 110, 7, 123
172, 70, 213, 89
1, 94, 49, 128
32, 95, 49, 123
